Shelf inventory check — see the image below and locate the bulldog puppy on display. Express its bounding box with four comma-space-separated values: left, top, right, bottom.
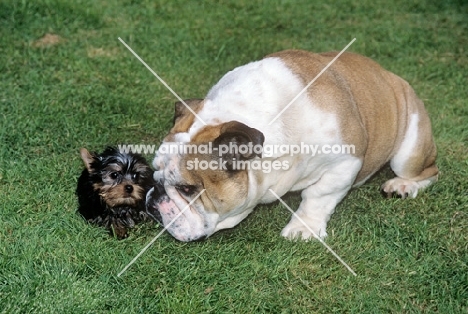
147, 50, 438, 242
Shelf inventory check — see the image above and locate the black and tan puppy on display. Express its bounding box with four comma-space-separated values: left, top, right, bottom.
76, 147, 155, 239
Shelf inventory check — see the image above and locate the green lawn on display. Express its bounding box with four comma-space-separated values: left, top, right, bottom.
1, 0, 467, 312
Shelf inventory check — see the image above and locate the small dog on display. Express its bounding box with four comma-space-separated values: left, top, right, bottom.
76, 147, 155, 239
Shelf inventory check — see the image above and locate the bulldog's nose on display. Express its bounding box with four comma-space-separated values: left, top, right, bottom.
125, 185, 133, 193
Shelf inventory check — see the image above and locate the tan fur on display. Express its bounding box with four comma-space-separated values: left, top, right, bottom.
179, 152, 249, 215
191, 125, 222, 143
166, 99, 205, 141
170, 51, 438, 185
269, 50, 437, 183
80, 148, 94, 172
96, 182, 144, 207
169, 120, 264, 215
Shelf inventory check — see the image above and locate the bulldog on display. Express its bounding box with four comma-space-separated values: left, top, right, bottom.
146, 50, 438, 242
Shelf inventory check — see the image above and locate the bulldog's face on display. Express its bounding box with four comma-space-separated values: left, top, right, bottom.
146, 99, 265, 242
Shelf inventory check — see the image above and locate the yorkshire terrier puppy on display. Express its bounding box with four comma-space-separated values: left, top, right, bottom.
76, 147, 155, 239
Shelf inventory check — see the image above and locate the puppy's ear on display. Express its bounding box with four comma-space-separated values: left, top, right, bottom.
80, 148, 95, 172
173, 99, 204, 125
213, 121, 265, 168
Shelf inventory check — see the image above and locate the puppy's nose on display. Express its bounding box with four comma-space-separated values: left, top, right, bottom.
125, 185, 133, 193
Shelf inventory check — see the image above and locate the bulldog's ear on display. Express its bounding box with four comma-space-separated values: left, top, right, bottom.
173, 99, 204, 125
213, 121, 265, 169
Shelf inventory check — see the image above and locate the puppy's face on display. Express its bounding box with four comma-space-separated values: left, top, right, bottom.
80, 147, 153, 208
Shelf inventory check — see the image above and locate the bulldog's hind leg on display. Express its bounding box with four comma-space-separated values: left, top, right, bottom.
382, 113, 438, 199
281, 157, 362, 240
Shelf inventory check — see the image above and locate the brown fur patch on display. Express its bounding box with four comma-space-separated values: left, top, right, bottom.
80, 148, 94, 172
269, 50, 436, 183
94, 180, 145, 208
190, 125, 223, 143
179, 153, 249, 215
175, 121, 265, 215
167, 99, 205, 139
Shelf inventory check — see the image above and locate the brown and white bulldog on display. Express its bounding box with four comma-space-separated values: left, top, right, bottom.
146, 50, 438, 242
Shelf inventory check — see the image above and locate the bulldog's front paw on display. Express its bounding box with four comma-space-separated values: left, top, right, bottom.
281, 218, 327, 241
382, 177, 420, 199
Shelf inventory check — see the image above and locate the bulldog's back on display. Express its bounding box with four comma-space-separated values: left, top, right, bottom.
266, 50, 435, 183
184, 50, 435, 186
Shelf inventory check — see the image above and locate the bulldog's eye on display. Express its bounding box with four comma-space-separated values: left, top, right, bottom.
176, 184, 197, 196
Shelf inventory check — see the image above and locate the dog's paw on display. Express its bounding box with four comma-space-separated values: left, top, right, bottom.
382, 178, 420, 199
281, 218, 327, 241
110, 217, 130, 239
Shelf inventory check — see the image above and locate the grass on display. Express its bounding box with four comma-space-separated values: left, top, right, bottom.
0, 0, 467, 312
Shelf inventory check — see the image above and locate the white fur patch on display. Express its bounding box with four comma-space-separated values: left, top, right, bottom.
391, 113, 419, 176
281, 156, 362, 240
188, 57, 341, 156
173, 132, 190, 143
382, 175, 438, 199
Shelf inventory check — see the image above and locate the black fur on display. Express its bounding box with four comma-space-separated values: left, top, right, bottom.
76, 147, 156, 239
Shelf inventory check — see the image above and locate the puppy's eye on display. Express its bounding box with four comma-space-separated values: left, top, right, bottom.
131, 173, 139, 181
176, 184, 197, 196
110, 172, 120, 179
